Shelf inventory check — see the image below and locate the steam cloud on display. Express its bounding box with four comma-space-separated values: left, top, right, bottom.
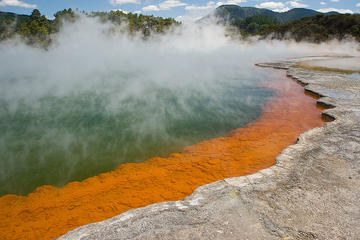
0, 15, 358, 195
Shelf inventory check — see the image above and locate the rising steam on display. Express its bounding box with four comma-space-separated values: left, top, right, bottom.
0, 14, 358, 195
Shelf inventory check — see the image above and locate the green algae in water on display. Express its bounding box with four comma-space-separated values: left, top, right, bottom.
0, 69, 273, 196
0, 28, 278, 195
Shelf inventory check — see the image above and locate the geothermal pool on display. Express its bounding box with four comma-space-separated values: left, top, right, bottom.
0, 64, 274, 196
0, 69, 326, 240
0, 21, 287, 196
0, 19, 350, 240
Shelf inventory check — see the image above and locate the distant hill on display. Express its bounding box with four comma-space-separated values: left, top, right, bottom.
0, 10, 52, 43
0, 11, 30, 40
199, 5, 339, 24
262, 13, 360, 42
207, 5, 360, 43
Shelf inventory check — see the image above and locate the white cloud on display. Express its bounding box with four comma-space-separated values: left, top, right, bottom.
185, 0, 247, 11
143, 0, 187, 11
181, 0, 250, 23
0, 0, 36, 8
159, 0, 187, 10
109, 8, 128, 14
134, 10, 142, 14
317, 8, 353, 14
287, 1, 308, 8
175, 15, 199, 23
181, 1, 218, 23
217, 0, 247, 5
356, 3, 360, 7
109, 0, 140, 6
330, 0, 339, 2
142, 5, 160, 11
273, 7, 290, 12
181, 0, 247, 23
255, 0, 310, 11
185, 1, 217, 11
46, 15, 55, 20
320, 1, 326, 5
255, 2, 285, 9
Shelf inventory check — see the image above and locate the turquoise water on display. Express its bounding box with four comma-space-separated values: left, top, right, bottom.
348, 73, 360, 80
0, 64, 274, 196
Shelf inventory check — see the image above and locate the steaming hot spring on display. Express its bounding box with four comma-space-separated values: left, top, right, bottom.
0, 17, 357, 240
0, 20, 282, 195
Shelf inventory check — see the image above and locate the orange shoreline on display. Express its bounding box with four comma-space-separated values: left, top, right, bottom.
0, 69, 325, 240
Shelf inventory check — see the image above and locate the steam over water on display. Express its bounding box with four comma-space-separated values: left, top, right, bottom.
0, 16, 358, 195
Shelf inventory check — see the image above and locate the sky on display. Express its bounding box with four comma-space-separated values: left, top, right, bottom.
0, 0, 359, 22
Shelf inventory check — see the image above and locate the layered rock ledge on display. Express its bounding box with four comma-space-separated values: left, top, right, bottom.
58, 57, 360, 240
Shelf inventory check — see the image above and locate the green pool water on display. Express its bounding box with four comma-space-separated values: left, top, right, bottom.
0, 28, 282, 196
0, 69, 275, 196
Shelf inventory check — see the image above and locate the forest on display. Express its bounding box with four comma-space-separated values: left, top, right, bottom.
0, 9, 178, 46
231, 13, 360, 42
1, 8, 360, 46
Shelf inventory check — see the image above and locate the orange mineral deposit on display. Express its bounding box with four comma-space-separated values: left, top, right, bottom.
0, 70, 326, 240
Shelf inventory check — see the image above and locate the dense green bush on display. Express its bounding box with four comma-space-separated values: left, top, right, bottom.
91, 10, 178, 36
1, 8, 360, 45
261, 14, 360, 42
0, 9, 179, 46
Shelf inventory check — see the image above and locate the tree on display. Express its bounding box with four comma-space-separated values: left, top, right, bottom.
30, 9, 41, 20
52, 8, 76, 32
19, 9, 51, 45
0, 8, 180, 46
